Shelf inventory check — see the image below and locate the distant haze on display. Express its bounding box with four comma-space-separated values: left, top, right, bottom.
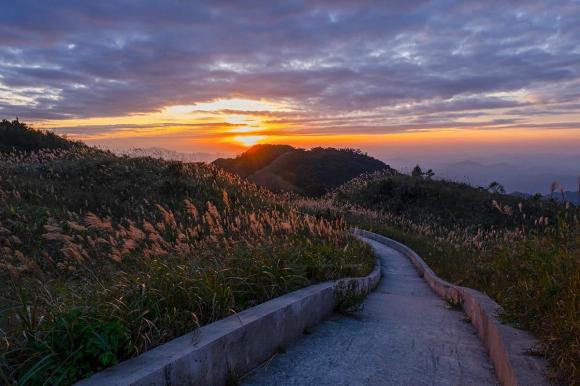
386, 156, 579, 195
107, 144, 579, 195
367, 148, 579, 194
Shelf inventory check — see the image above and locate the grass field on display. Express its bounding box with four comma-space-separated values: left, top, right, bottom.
298, 171, 579, 385
0, 140, 374, 385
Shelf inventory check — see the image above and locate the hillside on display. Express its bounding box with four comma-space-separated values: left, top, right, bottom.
0, 123, 373, 385
0, 119, 82, 152
213, 144, 394, 196
332, 171, 564, 228
306, 171, 579, 384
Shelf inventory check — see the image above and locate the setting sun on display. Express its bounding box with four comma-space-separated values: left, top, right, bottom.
233, 135, 268, 146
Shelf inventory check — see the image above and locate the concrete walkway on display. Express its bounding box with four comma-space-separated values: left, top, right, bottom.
242, 237, 499, 386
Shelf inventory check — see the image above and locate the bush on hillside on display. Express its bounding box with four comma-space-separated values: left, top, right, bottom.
0, 119, 81, 152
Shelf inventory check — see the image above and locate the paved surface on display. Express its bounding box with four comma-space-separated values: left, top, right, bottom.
242, 237, 498, 386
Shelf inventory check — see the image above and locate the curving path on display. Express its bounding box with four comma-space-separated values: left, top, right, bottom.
242, 237, 499, 386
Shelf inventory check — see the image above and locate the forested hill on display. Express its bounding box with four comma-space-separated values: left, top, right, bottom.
0, 119, 83, 152
213, 144, 395, 196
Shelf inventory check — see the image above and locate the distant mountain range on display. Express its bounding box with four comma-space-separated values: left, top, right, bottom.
431, 160, 579, 195
213, 144, 394, 196
556, 191, 580, 204
512, 190, 580, 205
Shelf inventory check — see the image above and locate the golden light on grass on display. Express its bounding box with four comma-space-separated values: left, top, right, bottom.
0, 139, 376, 384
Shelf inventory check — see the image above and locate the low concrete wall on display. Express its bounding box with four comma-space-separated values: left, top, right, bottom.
76, 260, 381, 386
354, 228, 550, 386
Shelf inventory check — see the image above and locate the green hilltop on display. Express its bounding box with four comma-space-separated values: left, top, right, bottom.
213, 144, 395, 196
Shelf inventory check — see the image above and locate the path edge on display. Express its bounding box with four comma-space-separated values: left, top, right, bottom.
354, 228, 550, 386
75, 259, 381, 386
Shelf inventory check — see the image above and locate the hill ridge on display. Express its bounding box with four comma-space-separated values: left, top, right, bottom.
213, 144, 394, 196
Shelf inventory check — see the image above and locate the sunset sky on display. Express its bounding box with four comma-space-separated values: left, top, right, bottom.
1, 1, 579, 163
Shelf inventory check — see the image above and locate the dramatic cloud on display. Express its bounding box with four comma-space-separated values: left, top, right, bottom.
1, 0, 579, 145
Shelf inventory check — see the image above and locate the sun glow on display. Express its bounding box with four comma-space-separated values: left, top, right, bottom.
228, 126, 263, 133
223, 114, 258, 125
166, 98, 291, 114
233, 135, 268, 146
29, 93, 580, 156
33, 97, 286, 145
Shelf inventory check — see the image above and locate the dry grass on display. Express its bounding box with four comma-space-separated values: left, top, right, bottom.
0, 148, 374, 385
298, 176, 580, 385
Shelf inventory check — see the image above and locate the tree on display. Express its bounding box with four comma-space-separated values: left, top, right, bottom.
487, 181, 505, 194
411, 165, 423, 177
411, 165, 434, 179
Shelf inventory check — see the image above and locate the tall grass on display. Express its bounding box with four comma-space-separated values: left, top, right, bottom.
0, 148, 374, 385
298, 173, 580, 385
356, 215, 579, 385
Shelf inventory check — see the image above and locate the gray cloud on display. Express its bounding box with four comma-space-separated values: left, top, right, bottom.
0, 0, 579, 135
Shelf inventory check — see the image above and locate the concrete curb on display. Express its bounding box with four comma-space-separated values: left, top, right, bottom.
353, 228, 550, 386
76, 260, 381, 386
